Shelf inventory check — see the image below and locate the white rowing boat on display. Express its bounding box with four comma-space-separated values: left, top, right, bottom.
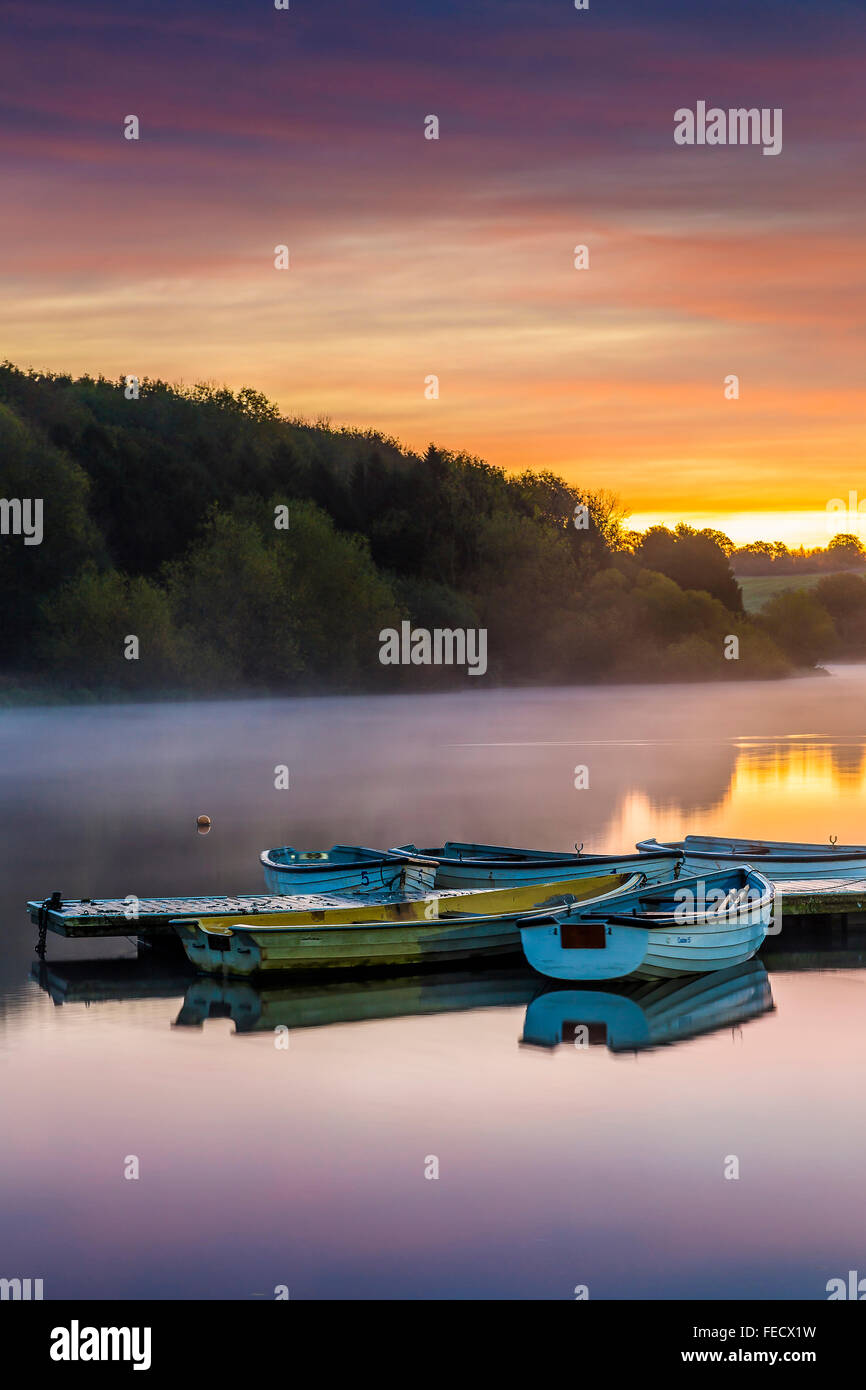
519, 867, 775, 981
637, 834, 866, 882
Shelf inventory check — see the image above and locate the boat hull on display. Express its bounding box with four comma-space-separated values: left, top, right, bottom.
637, 836, 866, 882
175, 873, 636, 977
394, 843, 682, 890
630, 916, 769, 980
519, 867, 774, 982
520, 919, 650, 981
521, 913, 769, 982
260, 845, 437, 896
680, 854, 866, 882
177, 910, 532, 976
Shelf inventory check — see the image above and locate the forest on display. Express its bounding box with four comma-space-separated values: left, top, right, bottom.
1, 361, 865, 700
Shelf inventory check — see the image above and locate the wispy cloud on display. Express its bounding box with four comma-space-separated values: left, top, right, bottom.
2, 0, 865, 528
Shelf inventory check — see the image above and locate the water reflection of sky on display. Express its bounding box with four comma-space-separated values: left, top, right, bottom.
3, 969, 864, 1299
2, 674, 866, 1298
608, 740, 866, 851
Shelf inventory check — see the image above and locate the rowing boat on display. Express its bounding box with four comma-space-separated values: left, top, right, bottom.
520, 959, 774, 1053
173, 872, 639, 976
637, 834, 866, 881
392, 841, 682, 889
519, 867, 774, 981
260, 844, 438, 895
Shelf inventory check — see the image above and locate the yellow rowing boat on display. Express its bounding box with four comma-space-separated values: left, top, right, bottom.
174, 873, 636, 976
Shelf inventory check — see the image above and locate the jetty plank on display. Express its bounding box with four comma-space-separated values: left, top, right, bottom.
27, 892, 439, 939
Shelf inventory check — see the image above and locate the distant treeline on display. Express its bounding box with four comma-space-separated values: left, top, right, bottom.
1, 362, 864, 698
731, 536, 866, 575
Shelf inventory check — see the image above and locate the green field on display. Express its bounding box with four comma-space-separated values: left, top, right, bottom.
737, 572, 829, 613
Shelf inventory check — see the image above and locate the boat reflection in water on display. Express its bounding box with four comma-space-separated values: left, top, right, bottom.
521, 959, 774, 1055
45, 938, 866, 1054
174, 967, 539, 1033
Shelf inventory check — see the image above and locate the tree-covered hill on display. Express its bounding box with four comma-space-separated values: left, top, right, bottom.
1, 361, 855, 699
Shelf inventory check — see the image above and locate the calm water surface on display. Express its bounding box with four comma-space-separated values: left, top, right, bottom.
2, 669, 865, 1299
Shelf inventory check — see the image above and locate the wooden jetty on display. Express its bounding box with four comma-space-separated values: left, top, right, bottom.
27, 892, 354, 940
26, 878, 589, 958
27, 889, 452, 954
775, 878, 866, 919
28, 876, 866, 962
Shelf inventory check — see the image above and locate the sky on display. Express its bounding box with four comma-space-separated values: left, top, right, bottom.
2, 0, 865, 545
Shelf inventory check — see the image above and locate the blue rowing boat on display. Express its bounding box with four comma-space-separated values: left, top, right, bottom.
391, 841, 683, 889
519, 866, 774, 982
260, 845, 438, 896
637, 834, 866, 881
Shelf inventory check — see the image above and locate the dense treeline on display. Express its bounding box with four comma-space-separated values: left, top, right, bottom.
0, 362, 862, 699
732, 535, 866, 575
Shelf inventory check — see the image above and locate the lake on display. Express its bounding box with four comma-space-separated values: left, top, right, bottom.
2, 669, 865, 1299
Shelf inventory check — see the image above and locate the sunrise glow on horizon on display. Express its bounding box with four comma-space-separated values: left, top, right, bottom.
3, 0, 865, 545
627, 510, 866, 549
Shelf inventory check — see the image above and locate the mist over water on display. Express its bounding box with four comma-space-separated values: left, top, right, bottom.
2, 670, 865, 1298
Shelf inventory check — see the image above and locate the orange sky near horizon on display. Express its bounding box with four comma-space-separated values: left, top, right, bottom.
3, 1, 865, 549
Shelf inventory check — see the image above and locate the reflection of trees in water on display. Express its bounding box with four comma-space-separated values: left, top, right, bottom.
828, 745, 866, 782
422, 740, 743, 848
614, 743, 739, 818
733, 741, 866, 791
596, 739, 866, 838
563, 742, 740, 844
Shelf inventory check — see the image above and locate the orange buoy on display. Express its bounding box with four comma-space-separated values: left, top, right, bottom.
197, 815, 212, 834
